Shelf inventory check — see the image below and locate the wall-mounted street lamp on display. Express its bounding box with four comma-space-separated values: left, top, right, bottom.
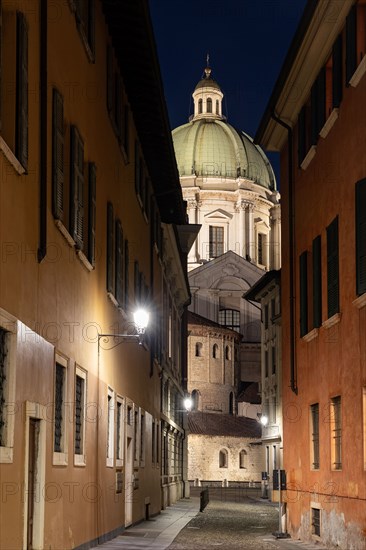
257, 413, 269, 426
98, 309, 150, 349
183, 396, 193, 412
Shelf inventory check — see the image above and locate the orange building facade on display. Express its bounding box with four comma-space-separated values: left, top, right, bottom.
0, 1, 192, 548
256, 0, 366, 548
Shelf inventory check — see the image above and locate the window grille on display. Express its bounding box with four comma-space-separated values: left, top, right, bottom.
218, 309, 240, 331
54, 363, 64, 452
311, 403, 320, 469
331, 396, 342, 469
0, 329, 8, 446
209, 226, 224, 258
312, 508, 321, 536
75, 375, 84, 455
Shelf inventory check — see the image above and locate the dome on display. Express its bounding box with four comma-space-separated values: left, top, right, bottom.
172, 120, 276, 189
172, 65, 276, 190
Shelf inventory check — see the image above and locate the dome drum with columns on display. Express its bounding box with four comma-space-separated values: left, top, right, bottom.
172, 65, 281, 272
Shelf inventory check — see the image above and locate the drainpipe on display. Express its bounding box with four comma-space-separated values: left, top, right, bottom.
270, 112, 297, 394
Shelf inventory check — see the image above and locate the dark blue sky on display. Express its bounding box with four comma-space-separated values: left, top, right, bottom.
150, 0, 307, 179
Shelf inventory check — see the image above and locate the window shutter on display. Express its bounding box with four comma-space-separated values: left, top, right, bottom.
327, 217, 339, 317
356, 179, 366, 295
107, 45, 114, 116
346, 5, 357, 84
16, 11, 28, 170
299, 251, 308, 337
115, 220, 124, 307
70, 126, 84, 249
106, 202, 114, 293
88, 163, 96, 266
312, 235, 322, 328
332, 34, 342, 108
317, 67, 326, 134
311, 81, 318, 145
52, 89, 64, 220
124, 239, 129, 309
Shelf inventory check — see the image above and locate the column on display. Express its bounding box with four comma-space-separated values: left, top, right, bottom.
248, 203, 255, 261
270, 204, 281, 269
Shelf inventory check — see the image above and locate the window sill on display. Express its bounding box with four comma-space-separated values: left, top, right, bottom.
76, 250, 94, 271
353, 293, 366, 310
302, 328, 319, 342
300, 145, 316, 170
106, 458, 114, 468
107, 291, 119, 307
322, 313, 341, 329
74, 455, 86, 467
0, 136, 26, 175
53, 452, 68, 466
319, 108, 339, 139
116, 459, 123, 468
55, 219, 75, 248
0, 446, 14, 463
350, 55, 366, 88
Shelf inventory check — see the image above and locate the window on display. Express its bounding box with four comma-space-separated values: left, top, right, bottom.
264, 304, 269, 329
298, 103, 311, 166
356, 179, 366, 295
206, 97, 212, 113
216, 99, 219, 115
70, 125, 84, 249
107, 388, 114, 467
332, 35, 343, 108
312, 236, 322, 328
271, 298, 276, 318
271, 346, 276, 375
106, 202, 114, 294
310, 403, 320, 470
152, 420, 156, 464
225, 345, 230, 360
265, 350, 269, 378
198, 98, 202, 114
73, 0, 95, 59
310, 68, 325, 143
195, 342, 203, 357
209, 226, 224, 258
257, 233, 264, 264
54, 356, 68, 463
106, 44, 129, 158
116, 397, 124, 465
330, 396, 342, 470
312, 507, 321, 536
327, 217, 339, 318
191, 390, 199, 411
0, 319, 16, 463
52, 89, 64, 220
229, 392, 234, 415
219, 309, 240, 331
212, 343, 219, 359
74, 367, 86, 464
219, 449, 228, 468
299, 251, 308, 336
239, 449, 247, 469
134, 409, 139, 464
140, 412, 145, 465
346, 4, 357, 84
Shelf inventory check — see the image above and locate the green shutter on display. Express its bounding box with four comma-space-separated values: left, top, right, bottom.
88, 163, 96, 266
70, 126, 84, 249
300, 251, 308, 337
16, 11, 28, 170
346, 5, 357, 84
356, 179, 366, 295
327, 217, 339, 317
332, 34, 343, 108
115, 220, 124, 307
52, 89, 64, 220
106, 202, 114, 293
312, 236, 322, 328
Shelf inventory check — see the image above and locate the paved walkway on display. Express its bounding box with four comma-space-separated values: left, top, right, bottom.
94, 498, 199, 549
93, 497, 327, 550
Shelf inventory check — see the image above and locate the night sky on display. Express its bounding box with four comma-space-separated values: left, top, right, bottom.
150, 0, 308, 181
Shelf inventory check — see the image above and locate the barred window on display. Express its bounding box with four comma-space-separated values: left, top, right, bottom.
54, 363, 65, 453
331, 396, 342, 470
0, 329, 8, 447
310, 403, 320, 470
74, 369, 86, 460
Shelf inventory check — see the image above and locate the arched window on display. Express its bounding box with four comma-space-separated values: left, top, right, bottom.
257, 233, 264, 264
195, 342, 203, 357
212, 343, 219, 358
206, 97, 212, 113
229, 392, 234, 415
225, 345, 230, 360
198, 98, 203, 114
216, 99, 219, 114
239, 449, 247, 469
219, 309, 240, 331
191, 389, 199, 410
219, 448, 228, 468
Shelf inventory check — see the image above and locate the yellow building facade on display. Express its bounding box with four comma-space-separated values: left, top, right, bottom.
0, 1, 192, 548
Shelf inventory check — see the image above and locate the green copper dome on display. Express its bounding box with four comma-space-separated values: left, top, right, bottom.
172, 119, 276, 189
